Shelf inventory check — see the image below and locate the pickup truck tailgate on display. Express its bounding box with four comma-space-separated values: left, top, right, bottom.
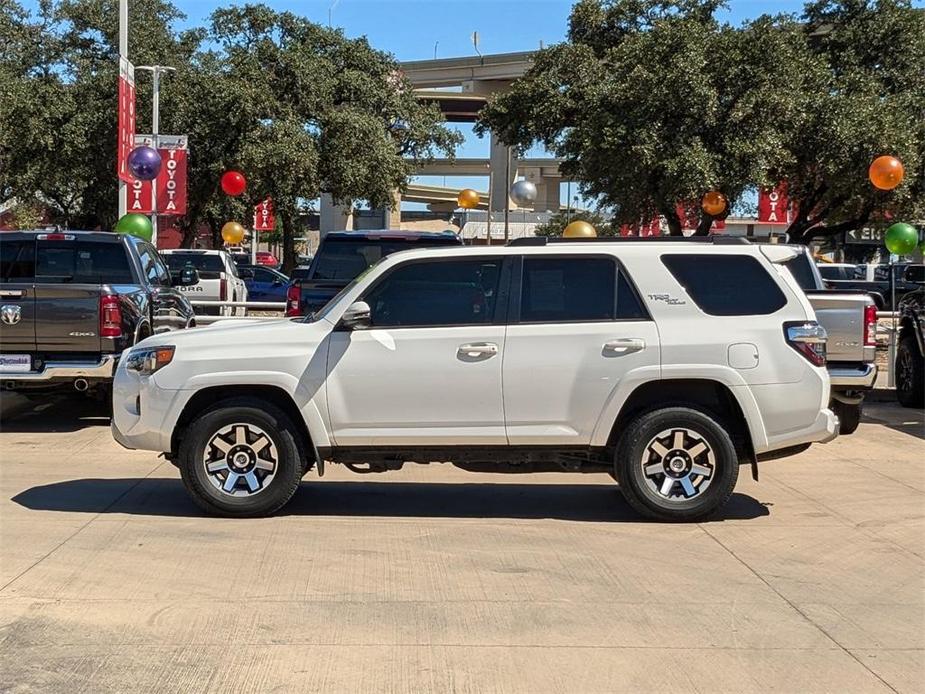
33, 284, 102, 352
805, 290, 874, 363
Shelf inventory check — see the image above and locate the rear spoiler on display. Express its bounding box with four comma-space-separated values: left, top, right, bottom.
760, 246, 801, 264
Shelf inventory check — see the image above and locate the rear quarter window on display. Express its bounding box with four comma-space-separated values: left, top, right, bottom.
661, 254, 787, 316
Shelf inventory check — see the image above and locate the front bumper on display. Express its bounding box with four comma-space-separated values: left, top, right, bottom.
1, 355, 117, 383
828, 363, 878, 389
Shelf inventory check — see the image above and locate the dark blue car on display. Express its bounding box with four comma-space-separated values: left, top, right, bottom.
238, 265, 290, 303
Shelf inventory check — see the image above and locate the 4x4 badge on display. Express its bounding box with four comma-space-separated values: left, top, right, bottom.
1, 304, 22, 325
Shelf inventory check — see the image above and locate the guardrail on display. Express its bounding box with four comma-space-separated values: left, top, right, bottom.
189, 299, 287, 325
189, 300, 286, 310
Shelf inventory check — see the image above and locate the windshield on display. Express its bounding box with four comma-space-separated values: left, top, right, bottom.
311, 238, 459, 281
165, 253, 225, 273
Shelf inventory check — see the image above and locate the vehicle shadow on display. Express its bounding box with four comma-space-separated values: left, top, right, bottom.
11, 478, 770, 523
0, 394, 109, 433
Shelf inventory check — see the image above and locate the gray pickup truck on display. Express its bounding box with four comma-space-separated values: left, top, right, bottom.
0, 230, 198, 399
783, 247, 878, 434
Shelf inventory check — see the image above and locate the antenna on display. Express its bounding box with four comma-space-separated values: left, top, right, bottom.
434, 41, 439, 59
471, 31, 482, 58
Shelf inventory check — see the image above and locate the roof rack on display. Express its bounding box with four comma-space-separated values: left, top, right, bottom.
508, 236, 751, 247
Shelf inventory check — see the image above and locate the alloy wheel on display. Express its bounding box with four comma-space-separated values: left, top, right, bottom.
202, 423, 278, 497
641, 428, 715, 501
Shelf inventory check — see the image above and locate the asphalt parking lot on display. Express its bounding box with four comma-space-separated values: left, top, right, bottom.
0, 393, 922, 693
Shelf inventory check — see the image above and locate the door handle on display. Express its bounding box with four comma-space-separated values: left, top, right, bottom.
458, 342, 499, 358
603, 338, 645, 355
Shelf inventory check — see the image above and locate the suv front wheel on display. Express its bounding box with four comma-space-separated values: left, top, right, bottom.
178, 398, 304, 517
615, 407, 739, 521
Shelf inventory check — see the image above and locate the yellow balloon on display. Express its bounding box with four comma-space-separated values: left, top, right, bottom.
563, 220, 597, 238
221, 221, 245, 245
457, 188, 480, 209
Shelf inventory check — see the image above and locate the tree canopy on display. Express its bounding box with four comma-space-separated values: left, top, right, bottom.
0, 0, 461, 268
478, 0, 925, 242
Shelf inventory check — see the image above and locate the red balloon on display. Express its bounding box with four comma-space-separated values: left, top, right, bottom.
221, 170, 247, 196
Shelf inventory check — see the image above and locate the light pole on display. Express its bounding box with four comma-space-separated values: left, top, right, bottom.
118, 0, 128, 219
136, 65, 175, 247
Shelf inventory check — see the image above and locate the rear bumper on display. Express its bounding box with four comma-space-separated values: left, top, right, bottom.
0, 355, 117, 383
828, 363, 877, 389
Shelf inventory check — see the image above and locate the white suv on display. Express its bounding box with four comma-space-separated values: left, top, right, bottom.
111, 238, 838, 521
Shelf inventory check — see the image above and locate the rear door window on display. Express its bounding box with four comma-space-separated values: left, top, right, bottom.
518, 256, 648, 323
661, 254, 787, 316
0, 240, 35, 281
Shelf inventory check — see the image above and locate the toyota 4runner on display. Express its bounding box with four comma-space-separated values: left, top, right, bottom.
111, 238, 838, 521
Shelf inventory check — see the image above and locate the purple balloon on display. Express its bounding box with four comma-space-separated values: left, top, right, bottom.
128, 146, 162, 180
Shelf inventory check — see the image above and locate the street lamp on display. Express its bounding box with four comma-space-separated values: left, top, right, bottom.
135, 65, 175, 246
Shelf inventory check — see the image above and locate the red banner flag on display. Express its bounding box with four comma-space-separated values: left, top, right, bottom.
758, 183, 790, 224
253, 198, 275, 231
128, 135, 187, 215
157, 147, 187, 215
117, 58, 136, 183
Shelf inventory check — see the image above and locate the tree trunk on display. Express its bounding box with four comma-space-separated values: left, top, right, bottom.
661, 206, 683, 236
280, 208, 297, 274
692, 214, 714, 236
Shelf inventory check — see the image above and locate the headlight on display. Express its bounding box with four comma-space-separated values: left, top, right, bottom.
125, 345, 175, 374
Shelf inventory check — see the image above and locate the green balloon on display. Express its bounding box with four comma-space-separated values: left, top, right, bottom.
114, 213, 153, 242
884, 222, 919, 256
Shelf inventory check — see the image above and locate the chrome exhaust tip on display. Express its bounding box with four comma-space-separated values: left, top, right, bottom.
74, 378, 89, 392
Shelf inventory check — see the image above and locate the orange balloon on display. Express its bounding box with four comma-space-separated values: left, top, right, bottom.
701, 191, 727, 216
869, 155, 904, 191
221, 221, 245, 245
457, 188, 480, 209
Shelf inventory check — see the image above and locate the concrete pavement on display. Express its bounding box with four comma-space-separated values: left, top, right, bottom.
0, 393, 922, 693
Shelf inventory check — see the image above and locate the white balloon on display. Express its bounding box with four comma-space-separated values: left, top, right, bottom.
510, 180, 538, 206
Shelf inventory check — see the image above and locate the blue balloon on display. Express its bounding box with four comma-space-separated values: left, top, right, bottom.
128, 146, 161, 180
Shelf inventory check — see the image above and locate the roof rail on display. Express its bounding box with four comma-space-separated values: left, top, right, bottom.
507, 236, 751, 247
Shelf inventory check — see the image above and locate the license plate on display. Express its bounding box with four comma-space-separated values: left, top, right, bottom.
0, 354, 31, 373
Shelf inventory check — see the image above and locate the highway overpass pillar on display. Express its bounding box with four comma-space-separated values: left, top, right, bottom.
320, 193, 353, 236
489, 132, 514, 213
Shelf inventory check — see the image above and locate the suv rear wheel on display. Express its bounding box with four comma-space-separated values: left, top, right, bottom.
615, 407, 739, 521
896, 335, 924, 408
178, 398, 304, 517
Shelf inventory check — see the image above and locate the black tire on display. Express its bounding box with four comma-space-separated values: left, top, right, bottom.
896, 335, 924, 408
178, 398, 304, 517
615, 407, 739, 522
832, 400, 861, 435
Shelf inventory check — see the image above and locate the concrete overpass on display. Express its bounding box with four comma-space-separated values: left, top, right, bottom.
320, 51, 566, 232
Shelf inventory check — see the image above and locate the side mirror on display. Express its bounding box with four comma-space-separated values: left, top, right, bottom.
238, 268, 254, 280
903, 265, 924, 284
272, 278, 283, 286
340, 301, 371, 330
176, 267, 200, 286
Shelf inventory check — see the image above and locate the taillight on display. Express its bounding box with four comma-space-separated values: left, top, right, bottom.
784, 321, 826, 366
37, 233, 75, 241
286, 284, 302, 317
864, 304, 877, 346
100, 295, 123, 338
219, 279, 227, 302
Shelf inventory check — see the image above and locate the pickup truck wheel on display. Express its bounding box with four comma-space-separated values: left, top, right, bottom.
896, 335, 924, 408
178, 400, 303, 517
615, 407, 738, 522
832, 401, 861, 435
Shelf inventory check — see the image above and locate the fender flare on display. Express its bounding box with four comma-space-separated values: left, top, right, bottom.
589, 364, 769, 453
